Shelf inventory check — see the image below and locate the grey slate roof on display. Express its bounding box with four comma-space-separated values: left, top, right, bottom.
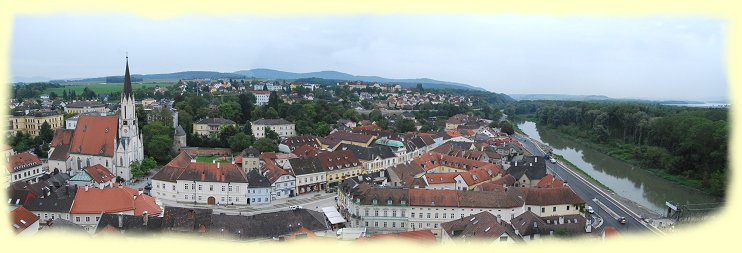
208, 209, 330, 239
507, 156, 547, 180
95, 213, 164, 234
174, 125, 186, 136
247, 169, 271, 188
161, 206, 214, 233
288, 157, 324, 175
23, 198, 74, 213
338, 143, 396, 161
194, 117, 235, 125
252, 118, 293, 125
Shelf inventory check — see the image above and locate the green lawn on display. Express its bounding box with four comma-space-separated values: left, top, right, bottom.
194, 155, 232, 164
44, 82, 176, 95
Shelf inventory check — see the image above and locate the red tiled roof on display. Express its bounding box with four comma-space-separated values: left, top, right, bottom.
10, 206, 39, 233
49, 129, 75, 161
8, 151, 43, 173
292, 144, 320, 157
70, 186, 161, 215
317, 150, 361, 171
69, 115, 118, 157
424, 173, 458, 184
84, 164, 115, 184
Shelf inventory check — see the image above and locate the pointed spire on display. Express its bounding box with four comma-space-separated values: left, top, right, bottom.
123, 55, 133, 99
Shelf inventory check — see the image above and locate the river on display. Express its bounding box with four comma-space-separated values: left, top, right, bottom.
516, 120, 717, 215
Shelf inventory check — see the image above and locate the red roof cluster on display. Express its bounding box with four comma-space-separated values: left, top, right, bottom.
7, 151, 42, 173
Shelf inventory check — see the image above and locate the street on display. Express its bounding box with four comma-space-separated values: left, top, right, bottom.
513, 133, 657, 234
156, 191, 338, 216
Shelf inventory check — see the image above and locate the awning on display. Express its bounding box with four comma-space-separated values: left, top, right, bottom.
322, 207, 347, 225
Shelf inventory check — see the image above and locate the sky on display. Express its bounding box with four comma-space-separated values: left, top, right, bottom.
11, 14, 728, 101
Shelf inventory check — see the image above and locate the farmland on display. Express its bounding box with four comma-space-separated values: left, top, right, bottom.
44, 82, 176, 95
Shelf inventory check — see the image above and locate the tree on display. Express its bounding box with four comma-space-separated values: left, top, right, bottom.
498, 120, 515, 135
218, 101, 242, 122
254, 138, 277, 152
237, 93, 256, 122
265, 107, 279, 119
396, 119, 416, 133
147, 135, 174, 164
265, 127, 279, 141
218, 125, 238, 145
39, 122, 54, 143
228, 133, 253, 152
49, 92, 58, 100
131, 157, 158, 178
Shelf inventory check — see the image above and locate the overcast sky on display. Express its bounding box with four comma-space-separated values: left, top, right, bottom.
11, 14, 727, 100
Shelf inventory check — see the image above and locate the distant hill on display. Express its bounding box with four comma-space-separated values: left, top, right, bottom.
50, 71, 246, 83
234, 68, 486, 91
509, 94, 612, 101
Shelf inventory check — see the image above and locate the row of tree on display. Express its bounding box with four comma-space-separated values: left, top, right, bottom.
516, 101, 728, 196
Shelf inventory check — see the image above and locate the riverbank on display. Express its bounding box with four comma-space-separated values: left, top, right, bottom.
536, 123, 718, 198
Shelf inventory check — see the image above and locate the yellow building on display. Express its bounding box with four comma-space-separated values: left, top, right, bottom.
64, 101, 108, 114
9, 110, 64, 136
192, 117, 236, 136
318, 150, 364, 187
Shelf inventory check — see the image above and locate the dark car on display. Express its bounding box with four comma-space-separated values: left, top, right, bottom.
617, 217, 627, 224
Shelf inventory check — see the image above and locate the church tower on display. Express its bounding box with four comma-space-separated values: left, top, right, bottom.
115, 56, 144, 181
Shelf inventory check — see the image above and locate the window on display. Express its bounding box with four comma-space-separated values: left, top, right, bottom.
401, 210, 406, 217
553, 207, 557, 212
567, 205, 570, 210
76, 217, 80, 222
434, 223, 438, 228
418, 213, 422, 218
229, 186, 233, 192
85, 217, 90, 222
392, 222, 396, 228
365, 209, 369, 217
541, 207, 545, 213
96, 217, 100, 222
375, 222, 378, 227
527, 207, 531, 211
435, 213, 439, 219
392, 210, 396, 217
461, 214, 465, 218
383, 222, 387, 228
375, 210, 379, 216
383, 210, 388, 217
198, 185, 203, 191
427, 213, 431, 218
210, 185, 214, 191
365, 222, 369, 227
185, 184, 189, 190
499, 236, 508, 241
401, 222, 405, 228
443, 213, 447, 219
222, 186, 226, 192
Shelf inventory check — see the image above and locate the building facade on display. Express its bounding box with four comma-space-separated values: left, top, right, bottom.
251, 118, 296, 138
192, 117, 236, 136
9, 109, 64, 136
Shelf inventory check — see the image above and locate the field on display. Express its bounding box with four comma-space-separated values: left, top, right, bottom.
194, 155, 233, 164
44, 82, 176, 95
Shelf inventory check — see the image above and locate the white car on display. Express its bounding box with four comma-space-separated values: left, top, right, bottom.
549, 158, 557, 164
586, 206, 595, 214
289, 205, 303, 210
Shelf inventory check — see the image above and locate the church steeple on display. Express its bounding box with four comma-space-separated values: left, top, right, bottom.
123, 56, 133, 99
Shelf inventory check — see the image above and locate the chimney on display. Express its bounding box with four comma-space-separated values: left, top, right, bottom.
217, 163, 221, 169
533, 222, 538, 228
98, 183, 104, 190
85, 186, 89, 192
143, 211, 149, 226
496, 215, 501, 223
118, 214, 124, 228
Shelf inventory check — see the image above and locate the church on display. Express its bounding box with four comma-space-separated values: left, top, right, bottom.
48, 58, 144, 181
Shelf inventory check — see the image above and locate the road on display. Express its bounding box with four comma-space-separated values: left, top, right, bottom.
513, 133, 656, 234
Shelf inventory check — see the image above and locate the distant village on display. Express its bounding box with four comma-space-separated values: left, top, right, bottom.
5, 60, 620, 242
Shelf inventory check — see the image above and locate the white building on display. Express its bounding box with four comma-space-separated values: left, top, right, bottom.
150, 151, 249, 206
253, 91, 270, 106
6, 151, 45, 184
252, 118, 296, 138
254, 82, 283, 92
261, 161, 296, 200
246, 169, 272, 205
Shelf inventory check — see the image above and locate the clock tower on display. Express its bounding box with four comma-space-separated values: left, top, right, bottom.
115, 56, 144, 181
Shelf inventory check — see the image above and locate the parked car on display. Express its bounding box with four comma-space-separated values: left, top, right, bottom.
289, 205, 303, 210
550, 158, 556, 164
586, 206, 594, 214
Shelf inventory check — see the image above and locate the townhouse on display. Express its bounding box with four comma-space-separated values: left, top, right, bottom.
317, 150, 363, 187
69, 185, 161, 233
192, 117, 236, 137
64, 100, 108, 114
7, 151, 45, 184
287, 156, 326, 195
246, 169, 272, 205
9, 109, 64, 136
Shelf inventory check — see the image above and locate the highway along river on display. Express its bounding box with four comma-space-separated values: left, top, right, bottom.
516, 120, 717, 215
